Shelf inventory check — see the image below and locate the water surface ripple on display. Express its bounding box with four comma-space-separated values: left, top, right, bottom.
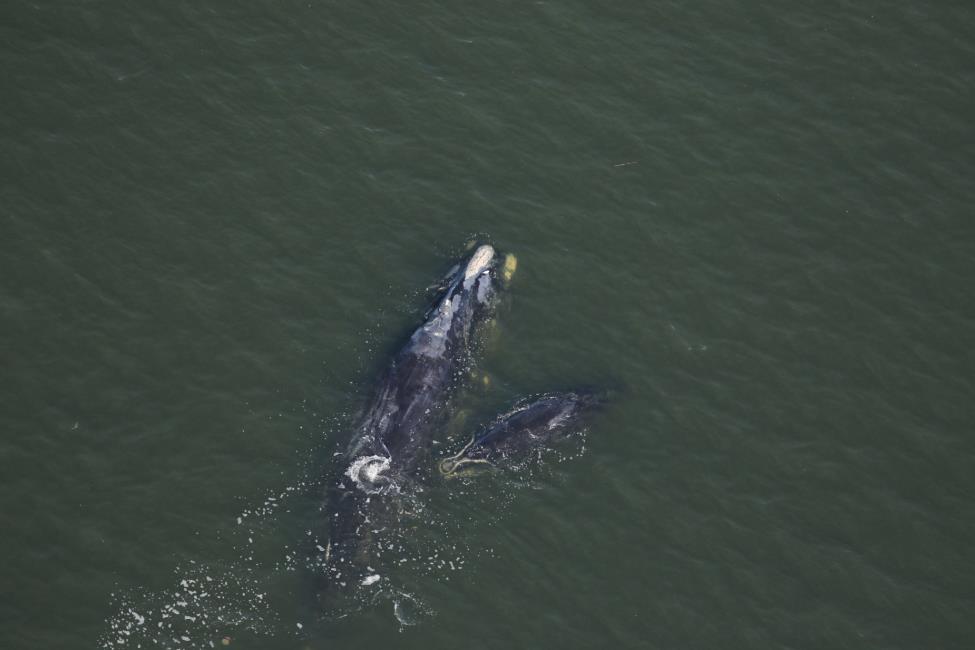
1, 1, 974, 648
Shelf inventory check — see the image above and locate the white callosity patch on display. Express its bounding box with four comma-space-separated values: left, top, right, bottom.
463, 245, 495, 285
411, 245, 496, 358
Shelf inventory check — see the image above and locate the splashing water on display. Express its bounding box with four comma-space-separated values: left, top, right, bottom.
100, 419, 588, 646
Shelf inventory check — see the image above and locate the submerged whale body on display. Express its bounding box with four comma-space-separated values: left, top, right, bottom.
439, 392, 601, 477
319, 245, 508, 596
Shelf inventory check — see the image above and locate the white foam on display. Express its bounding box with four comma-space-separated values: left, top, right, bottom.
345, 455, 395, 494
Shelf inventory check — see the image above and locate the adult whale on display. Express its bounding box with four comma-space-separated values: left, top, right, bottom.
319, 244, 515, 595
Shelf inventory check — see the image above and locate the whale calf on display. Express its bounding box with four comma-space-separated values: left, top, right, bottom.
439, 391, 601, 478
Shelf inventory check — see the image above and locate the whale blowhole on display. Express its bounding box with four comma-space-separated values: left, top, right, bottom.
346, 455, 397, 494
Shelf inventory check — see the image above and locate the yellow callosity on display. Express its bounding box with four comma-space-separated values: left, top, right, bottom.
503, 254, 518, 282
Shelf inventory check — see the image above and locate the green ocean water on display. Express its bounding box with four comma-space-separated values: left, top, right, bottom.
2, 1, 974, 648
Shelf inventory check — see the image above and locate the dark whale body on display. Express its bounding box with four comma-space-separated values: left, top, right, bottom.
347, 244, 501, 475
319, 245, 506, 595
439, 391, 601, 477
